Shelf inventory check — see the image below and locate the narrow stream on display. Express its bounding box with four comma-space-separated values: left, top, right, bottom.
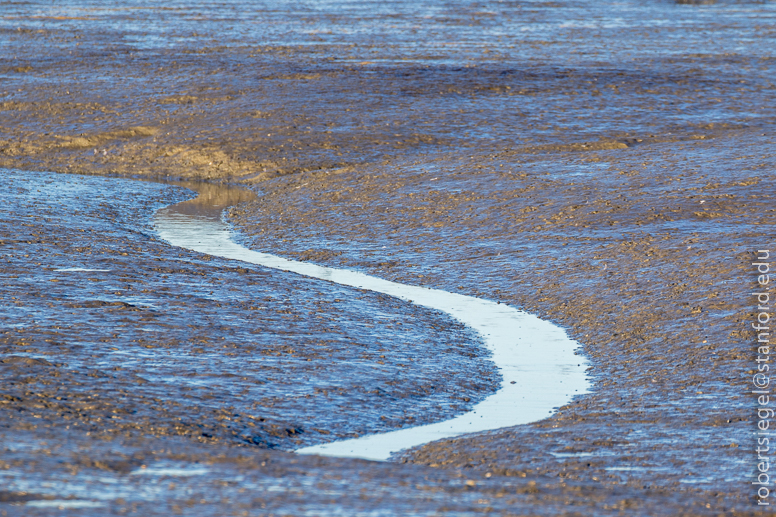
154, 182, 589, 461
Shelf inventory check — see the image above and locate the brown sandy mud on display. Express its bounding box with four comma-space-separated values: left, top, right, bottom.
231, 131, 773, 508
1, 0, 775, 514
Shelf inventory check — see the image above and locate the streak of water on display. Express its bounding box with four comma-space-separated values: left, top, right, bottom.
154, 184, 589, 461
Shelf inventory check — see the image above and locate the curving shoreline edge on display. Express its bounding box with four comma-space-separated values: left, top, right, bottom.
153, 184, 590, 461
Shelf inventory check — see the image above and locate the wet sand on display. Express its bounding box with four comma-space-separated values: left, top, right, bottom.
231, 130, 772, 497
1, 170, 501, 450
155, 183, 588, 461
1, 0, 775, 514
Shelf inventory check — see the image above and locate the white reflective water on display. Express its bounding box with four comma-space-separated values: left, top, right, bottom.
26, 500, 107, 509
129, 466, 210, 477
54, 268, 112, 272
154, 201, 589, 462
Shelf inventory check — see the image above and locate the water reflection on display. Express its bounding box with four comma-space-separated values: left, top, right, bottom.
155, 182, 590, 461
160, 180, 257, 220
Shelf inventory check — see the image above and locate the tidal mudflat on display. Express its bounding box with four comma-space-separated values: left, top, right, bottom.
155, 182, 588, 461
0, 168, 506, 513
1, 0, 775, 514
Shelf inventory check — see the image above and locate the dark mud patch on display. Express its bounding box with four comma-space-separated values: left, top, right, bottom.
0, 168, 499, 453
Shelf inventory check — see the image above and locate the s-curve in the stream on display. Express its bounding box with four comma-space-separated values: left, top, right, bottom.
153, 182, 590, 462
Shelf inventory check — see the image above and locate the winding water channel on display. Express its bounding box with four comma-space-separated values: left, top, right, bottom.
154, 182, 589, 461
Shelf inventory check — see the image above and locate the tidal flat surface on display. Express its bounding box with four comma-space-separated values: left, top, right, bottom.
1, 0, 775, 514
154, 183, 588, 461
0, 168, 503, 450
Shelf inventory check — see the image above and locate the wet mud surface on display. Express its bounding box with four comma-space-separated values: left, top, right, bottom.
232, 131, 773, 505
1, 1, 775, 181
1, 0, 775, 514
0, 169, 500, 449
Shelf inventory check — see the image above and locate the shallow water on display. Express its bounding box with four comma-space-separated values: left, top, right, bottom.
155, 183, 589, 460
1, 0, 771, 511
0, 167, 511, 451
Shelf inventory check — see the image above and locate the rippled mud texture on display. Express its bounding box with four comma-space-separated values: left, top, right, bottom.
1, 1, 775, 181
231, 127, 774, 511
0, 169, 500, 449
1, 173, 737, 517
2, 428, 722, 517
2, 0, 775, 514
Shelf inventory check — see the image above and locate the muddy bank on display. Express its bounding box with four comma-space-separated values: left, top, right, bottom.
1, 168, 732, 516
3, 424, 719, 516
1, 0, 775, 513
0, 169, 500, 452
229, 129, 773, 509
1, 1, 774, 182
